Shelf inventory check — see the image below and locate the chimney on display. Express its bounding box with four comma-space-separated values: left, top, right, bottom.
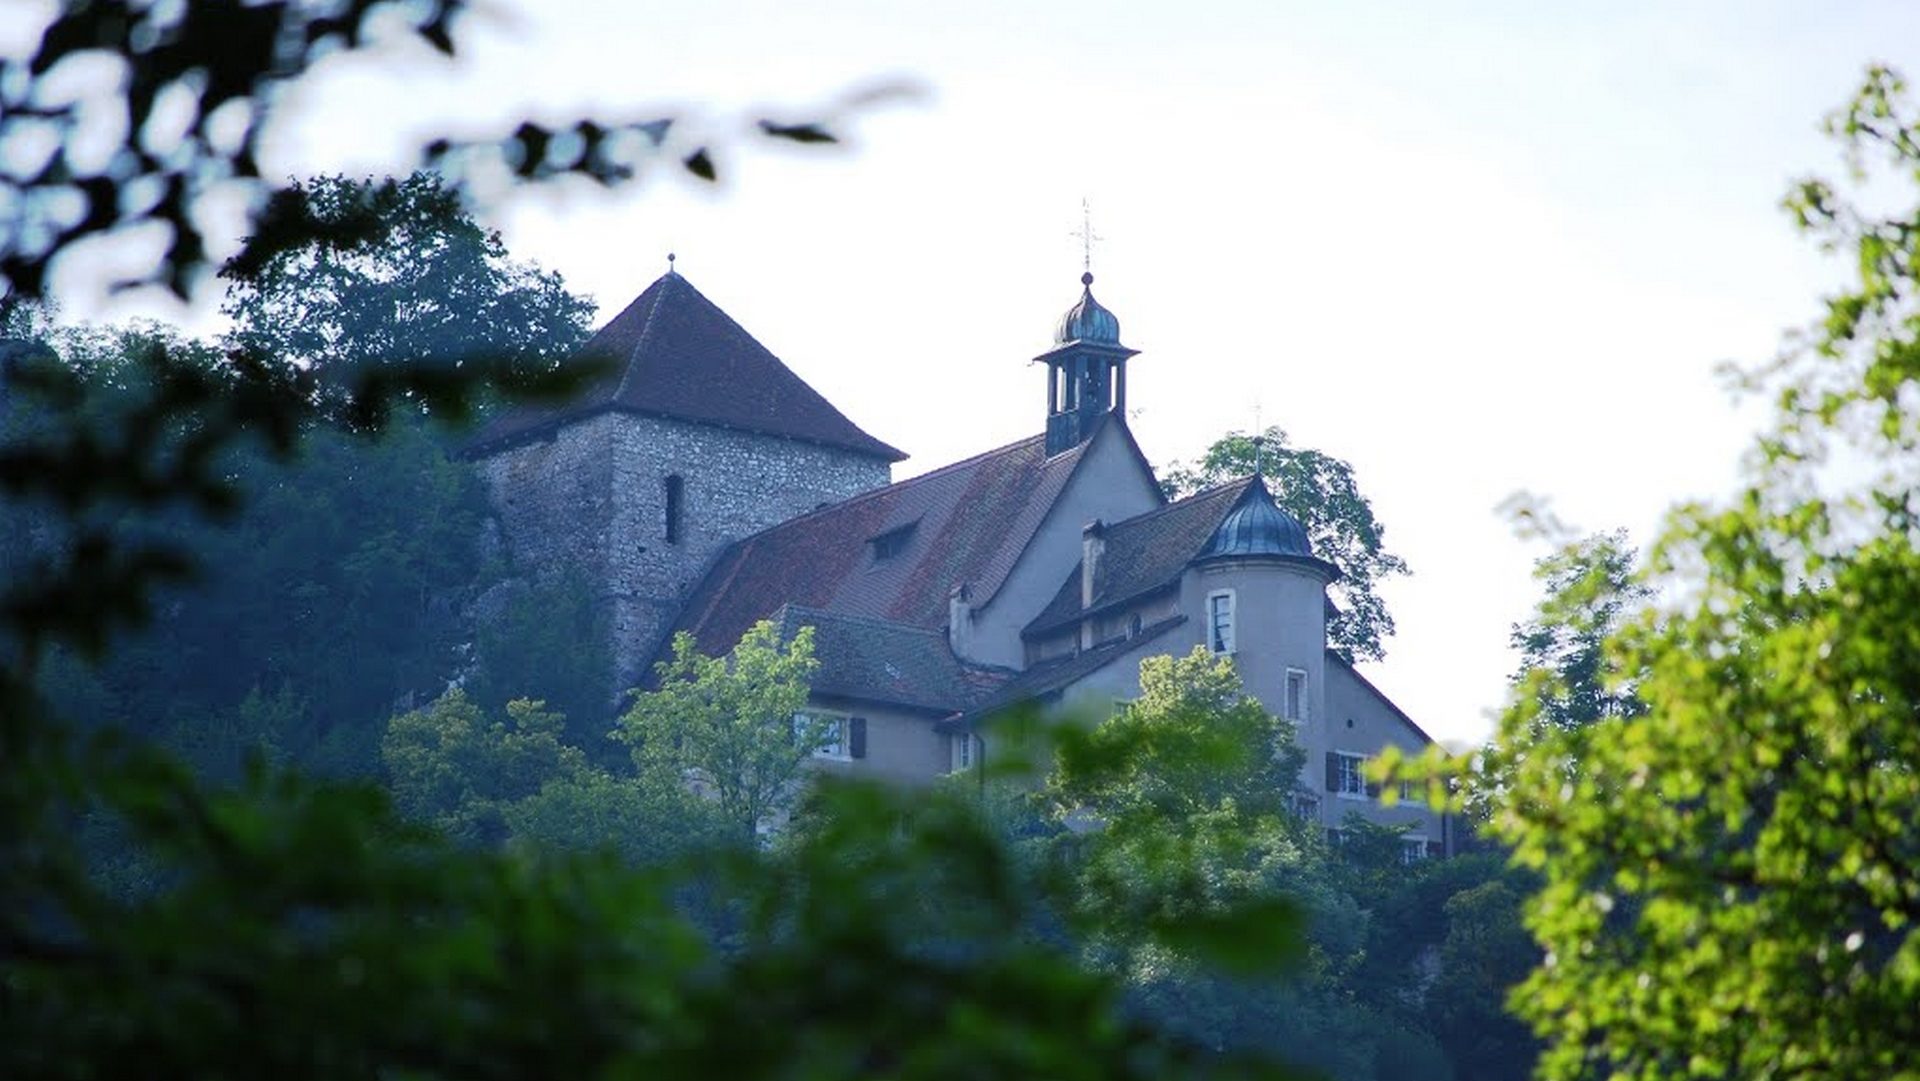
1081, 519, 1107, 609
948, 582, 974, 659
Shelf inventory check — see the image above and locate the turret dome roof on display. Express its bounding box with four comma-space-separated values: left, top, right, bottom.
1054, 272, 1123, 345
1196, 477, 1316, 562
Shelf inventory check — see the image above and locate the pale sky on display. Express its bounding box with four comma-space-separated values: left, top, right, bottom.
43, 0, 1920, 745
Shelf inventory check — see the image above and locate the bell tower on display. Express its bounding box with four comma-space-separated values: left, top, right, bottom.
1035, 272, 1139, 455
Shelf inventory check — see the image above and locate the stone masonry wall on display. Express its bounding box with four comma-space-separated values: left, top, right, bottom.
476, 410, 891, 696
609, 413, 890, 685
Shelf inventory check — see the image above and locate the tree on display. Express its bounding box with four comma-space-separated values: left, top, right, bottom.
466, 570, 615, 756
1161, 427, 1409, 662
3, 321, 505, 774
220, 173, 596, 420
1386, 65, 1920, 1081
381, 691, 589, 845
382, 689, 722, 862
2, 9, 1325, 1079
1507, 529, 1650, 733
615, 622, 824, 844
1042, 648, 1308, 972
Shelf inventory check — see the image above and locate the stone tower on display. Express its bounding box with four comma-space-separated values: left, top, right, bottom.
466, 269, 904, 688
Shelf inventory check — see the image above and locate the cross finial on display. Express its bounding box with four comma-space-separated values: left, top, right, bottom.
1069, 198, 1103, 275
1251, 401, 1266, 478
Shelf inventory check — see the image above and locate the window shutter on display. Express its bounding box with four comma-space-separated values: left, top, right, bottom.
849, 716, 868, 759
1324, 751, 1339, 791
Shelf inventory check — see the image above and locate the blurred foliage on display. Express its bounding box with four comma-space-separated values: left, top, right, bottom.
0, 1, 875, 303
1161, 427, 1408, 662
1382, 64, 1920, 1080
0, 7, 1544, 1078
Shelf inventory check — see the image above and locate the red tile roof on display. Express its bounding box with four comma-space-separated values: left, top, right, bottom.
465, 271, 905, 460
666, 431, 1096, 660
1023, 476, 1258, 637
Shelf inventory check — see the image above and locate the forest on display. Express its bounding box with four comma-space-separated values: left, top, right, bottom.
5, 5, 1920, 1080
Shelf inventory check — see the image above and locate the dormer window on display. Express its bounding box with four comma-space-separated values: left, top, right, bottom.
869, 520, 918, 562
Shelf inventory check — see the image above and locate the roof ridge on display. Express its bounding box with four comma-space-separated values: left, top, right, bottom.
778, 604, 946, 638
719, 431, 1055, 546
610, 271, 676, 404
1102, 473, 1253, 531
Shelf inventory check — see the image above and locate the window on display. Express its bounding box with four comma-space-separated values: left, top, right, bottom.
1283, 668, 1307, 722
793, 713, 868, 761
1290, 791, 1320, 822
1206, 590, 1235, 654
663, 474, 684, 544
1399, 779, 1421, 803
948, 732, 975, 772
1401, 837, 1430, 864
1327, 750, 1371, 800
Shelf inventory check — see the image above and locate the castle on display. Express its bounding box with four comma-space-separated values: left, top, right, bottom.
466, 268, 1450, 854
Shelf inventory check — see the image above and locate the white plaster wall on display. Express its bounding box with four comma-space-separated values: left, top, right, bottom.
1321, 660, 1449, 848
1181, 559, 1331, 736
966, 426, 1163, 668
802, 700, 958, 785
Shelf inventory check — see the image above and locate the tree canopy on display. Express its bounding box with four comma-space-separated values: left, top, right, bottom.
616, 622, 823, 843
1161, 427, 1408, 662
1385, 64, 1920, 1081
221, 173, 595, 420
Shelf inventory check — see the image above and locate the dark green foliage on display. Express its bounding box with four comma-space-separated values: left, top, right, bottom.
1161, 427, 1409, 662
467, 570, 616, 754
6, 338, 499, 775
0, 8, 1537, 1077
220, 172, 597, 424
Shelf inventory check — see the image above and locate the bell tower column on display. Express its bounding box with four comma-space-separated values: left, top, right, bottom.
1034, 272, 1140, 456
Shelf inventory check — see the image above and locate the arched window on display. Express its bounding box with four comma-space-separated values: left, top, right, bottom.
664, 474, 684, 544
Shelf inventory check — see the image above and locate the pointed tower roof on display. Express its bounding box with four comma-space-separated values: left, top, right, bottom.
467, 270, 906, 460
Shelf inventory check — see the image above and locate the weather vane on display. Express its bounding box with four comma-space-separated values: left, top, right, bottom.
1068, 198, 1103, 274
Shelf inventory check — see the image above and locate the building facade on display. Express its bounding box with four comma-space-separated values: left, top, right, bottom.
468, 268, 1450, 853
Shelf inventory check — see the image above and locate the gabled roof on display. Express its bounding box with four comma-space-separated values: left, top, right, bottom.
1024, 477, 1258, 638
770, 605, 1010, 714
466, 271, 905, 460
665, 429, 1102, 660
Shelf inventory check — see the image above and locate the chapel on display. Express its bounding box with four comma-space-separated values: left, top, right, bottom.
466, 267, 1449, 853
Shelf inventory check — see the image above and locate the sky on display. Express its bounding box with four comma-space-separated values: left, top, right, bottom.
44, 0, 1920, 745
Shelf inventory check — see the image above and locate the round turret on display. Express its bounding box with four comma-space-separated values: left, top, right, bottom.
1197, 481, 1319, 563
1054, 272, 1123, 345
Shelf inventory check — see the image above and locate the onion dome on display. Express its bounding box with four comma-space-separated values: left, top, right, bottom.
1198, 479, 1315, 561
1054, 272, 1123, 345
